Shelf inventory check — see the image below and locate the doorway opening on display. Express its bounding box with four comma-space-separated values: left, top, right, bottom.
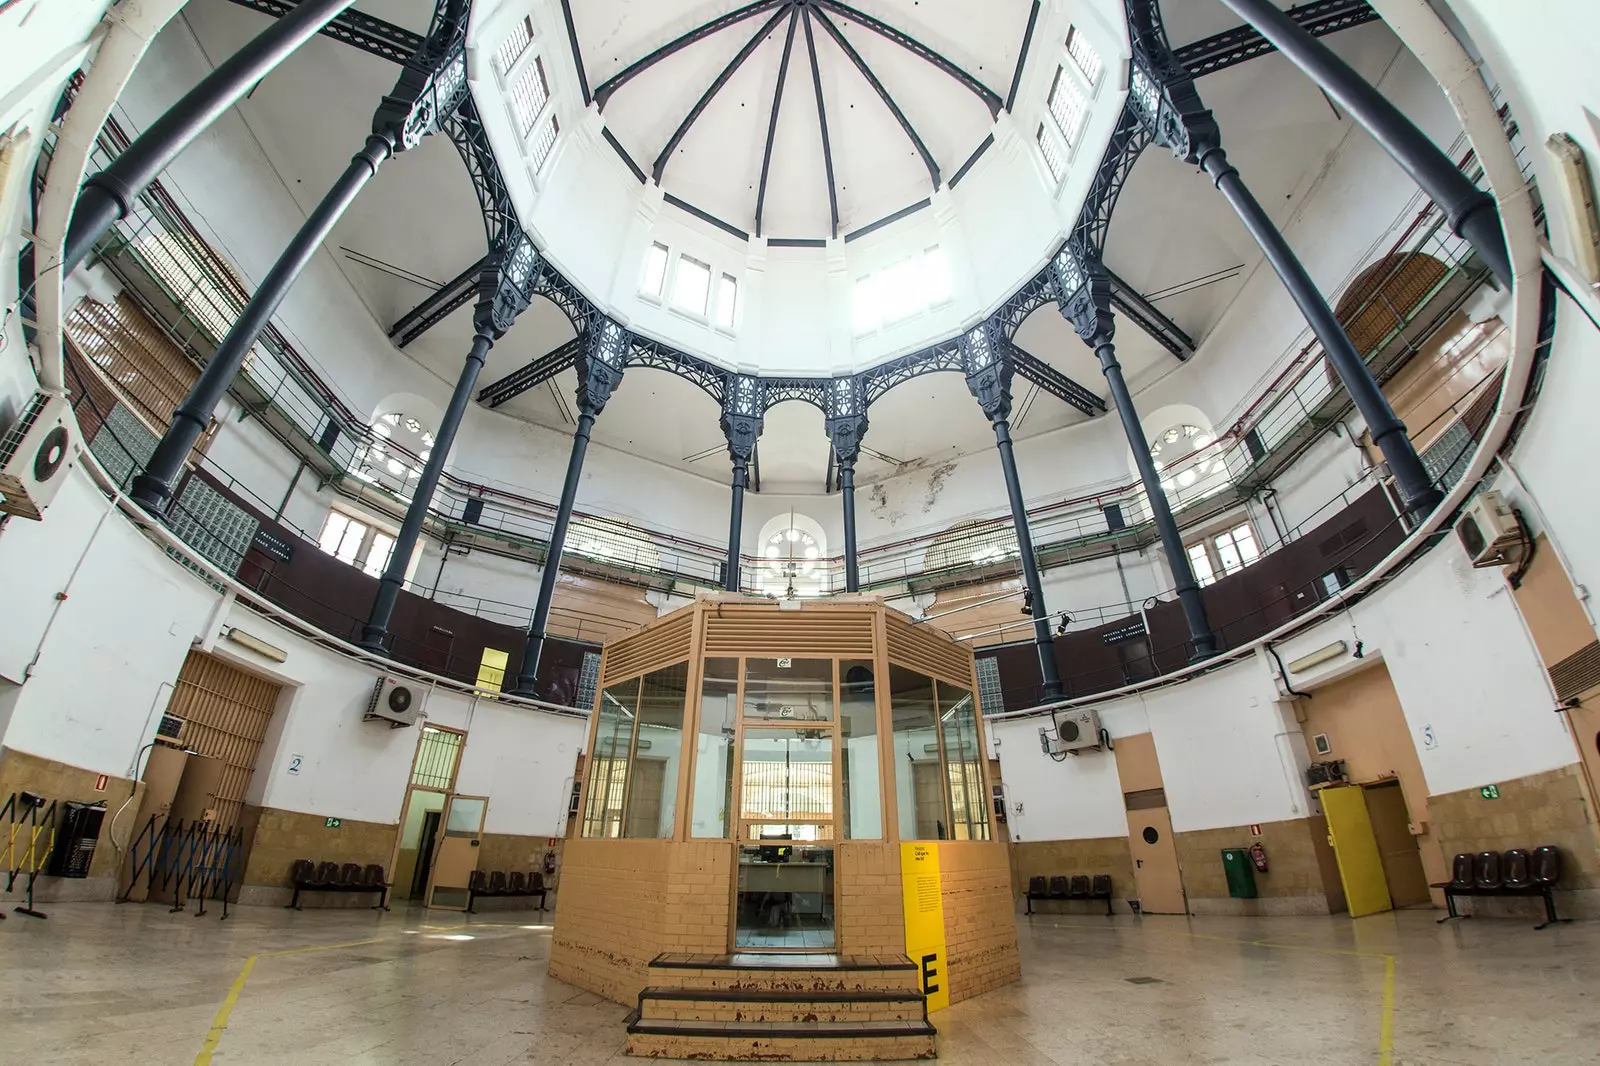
1321, 779, 1431, 916
390, 725, 465, 903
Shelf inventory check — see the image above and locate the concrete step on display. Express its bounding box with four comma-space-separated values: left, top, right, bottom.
637, 986, 928, 1025
645, 952, 922, 994
625, 1017, 937, 1061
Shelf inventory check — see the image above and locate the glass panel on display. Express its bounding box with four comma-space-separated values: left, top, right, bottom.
840, 660, 881, 839
363, 531, 394, 576
642, 243, 669, 297
510, 56, 550, 136
623, 663, 689, 838
1037, 122, 1065, 182
736, 841, 835, 950
1216, 532, 1242, 575
1233, 523, 1261, 566
938, 682, 990, 841
476, 648, 508, 693
743, 658, 833, 721
890, 666, 945, 840
672, 255, 712, 315
581, 679, 639, 838
410, 726, 463, 789
1187, 542, 1216, 587
318, 511, 349, 554
528, 113, 559, 174
743, 823, 834, 842
716, 273, 739, 329
740, 728, 834, 822
1067, 25, 1103, 84
1049, 67, 1089, 146
445, 797, 485, 834
690, 658, 738, 838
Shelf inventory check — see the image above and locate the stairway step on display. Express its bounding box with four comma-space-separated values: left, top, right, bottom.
646, 953, 921, 994
638, 986, 928, 1025
625, 1018, 937, 1062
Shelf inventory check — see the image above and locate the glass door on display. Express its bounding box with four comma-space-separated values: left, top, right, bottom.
734, 658, 839, 951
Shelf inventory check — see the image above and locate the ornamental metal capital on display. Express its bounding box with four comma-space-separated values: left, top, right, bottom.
1050, 240, 1114, 344
1125, 0, 1219, 165
721, 374, 766, 465
960, 320, 1013, 424
472, 233, 539, 339
577, 315, 628, 417
373, 0, 471, 150
824, 377, 869, 464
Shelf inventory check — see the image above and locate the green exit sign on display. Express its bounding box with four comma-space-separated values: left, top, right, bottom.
325, 817, 343, 828
1479, 785, 1501, 800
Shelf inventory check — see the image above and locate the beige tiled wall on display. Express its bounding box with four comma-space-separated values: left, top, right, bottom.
836, 841, 905, 956
1174, 817, 1342, 916
237, 807, 397, 906
938, 841, 1021, 1005
0, 747, 140, 899
1009, 836, 1137, 909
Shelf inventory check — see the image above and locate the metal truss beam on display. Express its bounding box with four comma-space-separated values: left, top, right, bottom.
625, 338, 727, 406
762, 378, 830, 411
219, 0, 421, 64
861, 339, 965, 404
802, 9, 840, 238
811, 7, 940, 189
1008, 344, 1107, 415
653, 6, 792, 184
1174, 0, 1379, 79
755, 8, 801, 237
1107, 268, 1195, 359
593, 0, 788, 110
389, 253, 487, 348
812, 0, 1002, 116
477, 337, 581, 408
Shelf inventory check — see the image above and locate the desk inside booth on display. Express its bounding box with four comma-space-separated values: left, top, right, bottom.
738, 858, 830, 914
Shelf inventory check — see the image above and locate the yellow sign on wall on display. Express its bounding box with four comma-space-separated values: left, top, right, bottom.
899, 842, 949, 1012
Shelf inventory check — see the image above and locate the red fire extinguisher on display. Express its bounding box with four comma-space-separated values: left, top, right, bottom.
1249, 843, 1269, 872
542, 849, 558, 876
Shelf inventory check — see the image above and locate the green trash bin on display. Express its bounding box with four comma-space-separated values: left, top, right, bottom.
1221, 848, 1258, 899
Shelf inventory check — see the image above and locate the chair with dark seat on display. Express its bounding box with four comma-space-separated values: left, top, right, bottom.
337, 862, 363, 888
1449, 852, 1474, 889
1024, 875, 1048, 914
467, 869, 490, 912
1501, 849, 1532, 890
1532, 845, 1562, 885
1068, 875, 1091, 899
528, 871, 548, 910
487, 870, 508, 895
508, 871, 528, 893
1090, 874, 1115, 916
1435, 845, 1571, 928
311, 861, 339, 887
361, 864, 391, 910
1474, 851, 1503, 890
1048, 876, 1070, 900
288, 859, 390, 910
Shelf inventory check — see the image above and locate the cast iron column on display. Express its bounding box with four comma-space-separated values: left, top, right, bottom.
720, 375, 765, 594
63, 0, 357, 273
962, 324, 1064, 700
1217, 0, 1510, 288
825, 377, 869, 593
1053, 245, 1216, 659
510, 317, 629, 696
129, 0, 471, 513
362, 240, 538, 653
1122, 0, 1442, 523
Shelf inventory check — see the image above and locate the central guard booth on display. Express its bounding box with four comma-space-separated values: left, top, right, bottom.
549, 596, 1020, 1060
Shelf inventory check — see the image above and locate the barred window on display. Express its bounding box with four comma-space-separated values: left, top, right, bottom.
495, 15, 534, 76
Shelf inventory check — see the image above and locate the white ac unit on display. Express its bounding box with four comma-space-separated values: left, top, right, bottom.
0, 392, 80, 520
1052, 708, 1103, 753
365, 676, 426, 728
1455, 490, 1521, 567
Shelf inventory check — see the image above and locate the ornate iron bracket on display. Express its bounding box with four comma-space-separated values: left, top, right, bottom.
721, 375, 766, 464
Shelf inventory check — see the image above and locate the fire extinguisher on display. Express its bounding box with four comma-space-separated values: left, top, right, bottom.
1249, 843, 1269, 872
542, 849, 558, 876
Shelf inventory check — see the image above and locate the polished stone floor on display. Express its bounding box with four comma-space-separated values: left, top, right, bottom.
1, 900, 1595, 1064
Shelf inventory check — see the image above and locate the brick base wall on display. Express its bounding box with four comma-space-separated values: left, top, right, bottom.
1174, 817, 1341, 916
836, 842, 905, 956
1010, 836, 1137, 911
938, 841, 1021, 1005
235, 807, 398, 907
0, 747, 140, 901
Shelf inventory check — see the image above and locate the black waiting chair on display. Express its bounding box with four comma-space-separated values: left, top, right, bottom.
1474, 851, 1503, 890
1432, 845, 1571, 929
1068, 875, 1091, 899
1048, 876, 1071, 900
287, 859, 389, 910
1501, 849, 1532, 890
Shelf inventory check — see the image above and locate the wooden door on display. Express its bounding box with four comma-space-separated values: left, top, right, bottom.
1363, 782, 1431, 907
1126, 806, 1186, 914
1322, 785, 1392, 917
426, 794, 488, 910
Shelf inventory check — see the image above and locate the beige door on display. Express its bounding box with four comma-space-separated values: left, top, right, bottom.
1126, 805, 1186, 914
426, 794, 488, 910
1363, 782, 1431, 907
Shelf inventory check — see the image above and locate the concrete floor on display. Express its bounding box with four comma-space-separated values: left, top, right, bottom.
2, 902, 1595, 1065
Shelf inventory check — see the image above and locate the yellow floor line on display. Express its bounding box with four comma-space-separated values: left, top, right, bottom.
1037, 920, 1398, 1064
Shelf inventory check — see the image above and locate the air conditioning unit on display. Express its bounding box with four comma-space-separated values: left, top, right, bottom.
0, 392, 80, 520
1046, 708, 1103, 754
365, 676, 427, 728
1455, 490, 1521, 567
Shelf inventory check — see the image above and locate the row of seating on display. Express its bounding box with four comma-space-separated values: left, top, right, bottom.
286, 860, 390, 910
467, 869, 548, 912
1431, 846, 1570, 929
1025, 874, 1114, 915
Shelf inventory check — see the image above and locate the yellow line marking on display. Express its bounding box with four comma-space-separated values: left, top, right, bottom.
1036, 920, 1398, 1064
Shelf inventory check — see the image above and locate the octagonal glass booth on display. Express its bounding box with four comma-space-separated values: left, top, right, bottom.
551, 598, 1019, 1006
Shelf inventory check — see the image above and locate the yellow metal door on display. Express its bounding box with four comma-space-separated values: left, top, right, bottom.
1321, 785, 1392, 918
426, 794, 488, 910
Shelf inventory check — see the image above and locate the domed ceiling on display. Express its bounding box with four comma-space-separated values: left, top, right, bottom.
571, 0, 1036, 238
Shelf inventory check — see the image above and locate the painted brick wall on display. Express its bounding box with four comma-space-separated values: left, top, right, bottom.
836, 841, 905, 956
938, 841, 1022, 1005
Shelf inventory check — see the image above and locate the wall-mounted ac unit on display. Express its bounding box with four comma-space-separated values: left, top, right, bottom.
1306, 760, 1346, 788
0, 392, 80, 520
1455, 490, 1521, 567
365, 676, 426, 728
1048, 708, 1103, 754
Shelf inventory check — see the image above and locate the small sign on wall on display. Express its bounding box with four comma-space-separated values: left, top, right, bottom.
1249, 823, 1262, 837
93, 774, 108, 792
1479, 785, 1501, 800
1422, 725, 1439, 750
325, 817, 342, 828
288, 754, 304, 776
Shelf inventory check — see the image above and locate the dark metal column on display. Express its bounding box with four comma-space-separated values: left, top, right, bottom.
1121, 0, 1441, 523
510, 317, 629, 697
1053, 245, 1216, 659
362, 239, 538, 653
129, 0, 473, 514
131, 134, 393, 512
825, 377, 869, 593
961, 324, 1063, 700
64, 0, 357, 273
720, 375, 765, 594
1216, 0, 1511, 289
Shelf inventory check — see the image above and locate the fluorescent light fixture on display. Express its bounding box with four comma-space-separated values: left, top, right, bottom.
1288, 640, 1348, 674
225, 627, 288, 663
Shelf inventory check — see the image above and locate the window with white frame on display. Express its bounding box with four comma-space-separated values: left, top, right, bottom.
318, 509, 397, 578
527, 112, 559, 174
715, 273, 739, 331
495, 17, 561, 179
1186, 521, 1262, 586
1048, 68, 1090, 148
494, 15, 533, 76
1037, 123, 1065, 182
509, 57, 549, 137
851, 246, 951, 336
671, 254, 712, 316
641, 242, 669, 298
1036, 25, 1103, 186
1066, 25, 1103, 85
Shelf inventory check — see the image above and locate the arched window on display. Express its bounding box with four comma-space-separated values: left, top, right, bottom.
351, 411, 434, 495
757, 515, 828, 597
1146, 421, 1229, 509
